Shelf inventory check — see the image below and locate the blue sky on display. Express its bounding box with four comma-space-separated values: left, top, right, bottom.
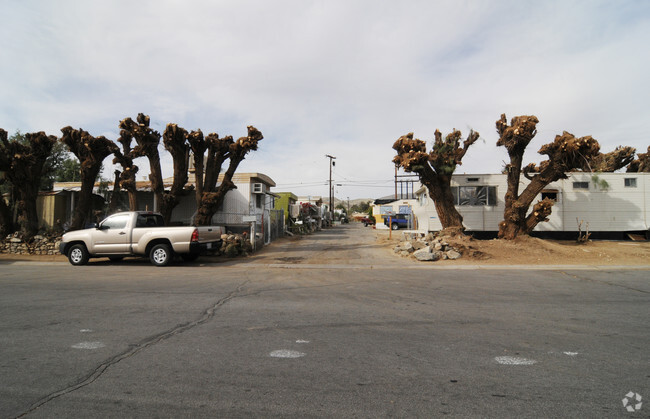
1, 0, 648, 199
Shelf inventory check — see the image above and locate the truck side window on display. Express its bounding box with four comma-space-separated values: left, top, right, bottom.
101, 215, 129, 230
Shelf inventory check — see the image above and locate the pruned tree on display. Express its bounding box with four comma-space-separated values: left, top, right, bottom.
496, 113, 601, 239
60, 126, 118, 231
119, 114, 163, 212
627, 146, 650, 172
112, 125, 140, 211
161, 123, 190, 225
392, 129, 480, 233
194, 126, 263, 226
187, 129, 206, 209
0, 129, 57, 239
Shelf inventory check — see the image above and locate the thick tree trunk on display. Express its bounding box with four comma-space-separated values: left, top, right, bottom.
16, 182, 40, 238
0, 193, 13, 236
108, 170, 121, 214
422, 175, 464, 232
194, 178, 235, 226
148, 153, 164, 213
193, 155, 204, 209
128, 189, 138, 211
161, 124, 189, 225
70, 170, 100, 230
499, 163, 559, 239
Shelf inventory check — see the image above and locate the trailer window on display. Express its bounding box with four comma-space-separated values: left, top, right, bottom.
541, 190, 558, 202
624, 178, 637, 188
456, 186, 497, 206
573, 182, 589, 189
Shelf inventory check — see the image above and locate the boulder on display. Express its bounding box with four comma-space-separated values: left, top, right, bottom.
412, 240, 427, 251
413, 247, 441, 262
446, 249, 462, 260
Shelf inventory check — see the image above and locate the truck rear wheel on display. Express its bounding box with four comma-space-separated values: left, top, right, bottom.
150, 243, 173, 267
68, 244, 89, 266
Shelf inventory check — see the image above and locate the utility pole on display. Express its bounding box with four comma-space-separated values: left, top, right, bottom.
326, 154, 336, 224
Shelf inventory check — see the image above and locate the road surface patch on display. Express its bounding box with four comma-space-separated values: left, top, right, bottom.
494, 356, 537, 365
270, 350, 306, 358
71, 341, 105, 350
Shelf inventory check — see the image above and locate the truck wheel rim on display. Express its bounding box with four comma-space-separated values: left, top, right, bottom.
71, 249, 83, 263
153, 249, 167, 264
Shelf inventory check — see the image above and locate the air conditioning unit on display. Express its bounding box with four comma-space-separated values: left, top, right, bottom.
252, 183, 265, 194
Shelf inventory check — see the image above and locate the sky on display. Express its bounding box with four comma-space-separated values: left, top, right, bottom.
1, 0, 649, 200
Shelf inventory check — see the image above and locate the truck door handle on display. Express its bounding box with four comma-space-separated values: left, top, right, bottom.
119, 232, 126, 235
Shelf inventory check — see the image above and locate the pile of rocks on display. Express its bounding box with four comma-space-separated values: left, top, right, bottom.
393, 232, 462, 262
220, 233, 253, 257
1, 234, 62, 255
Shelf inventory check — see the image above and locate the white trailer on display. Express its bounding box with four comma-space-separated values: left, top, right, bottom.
413, 172, 649, 238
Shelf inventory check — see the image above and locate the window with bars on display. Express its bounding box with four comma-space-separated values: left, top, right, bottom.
451, 186, 497, 206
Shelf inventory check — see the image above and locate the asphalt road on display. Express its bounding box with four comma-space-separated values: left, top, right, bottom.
1, 224, 648, 418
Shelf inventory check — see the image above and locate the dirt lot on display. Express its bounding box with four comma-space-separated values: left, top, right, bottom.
377, 229, 650, 265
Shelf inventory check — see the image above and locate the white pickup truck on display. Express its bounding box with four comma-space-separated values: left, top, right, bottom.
59, 211, 224, 266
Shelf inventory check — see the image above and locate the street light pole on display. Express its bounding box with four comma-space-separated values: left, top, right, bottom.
326, 154, 336, 224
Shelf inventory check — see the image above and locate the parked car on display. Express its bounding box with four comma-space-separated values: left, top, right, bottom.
384, 214, 410, 230
360, 216, 376, 227
59, 211, 224, 266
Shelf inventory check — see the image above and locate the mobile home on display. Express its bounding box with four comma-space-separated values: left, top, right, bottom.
413, 172, 649, 239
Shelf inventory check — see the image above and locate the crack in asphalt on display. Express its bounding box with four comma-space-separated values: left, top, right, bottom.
560, 271, 650, 294
15, 279, 250, 418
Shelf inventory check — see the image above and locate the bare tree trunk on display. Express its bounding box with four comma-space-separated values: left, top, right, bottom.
187, 130, 206, 210
0, 191, 13, 236
120, 114, 163, 213
392, 129, 479, 233
421, 175, 464, 233
496, 115, 601, 239
0, 130, 56, 239
195, 127, 263, 225
161, 124, 189, 225
113, 130, 139, 211
61, 127, 118, 231
108, 170, 121, 214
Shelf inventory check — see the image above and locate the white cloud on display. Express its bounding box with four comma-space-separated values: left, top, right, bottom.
1, 0, 648, 199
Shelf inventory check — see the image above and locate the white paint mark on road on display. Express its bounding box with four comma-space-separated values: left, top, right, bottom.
270, 350, 305, 358
494, 356, 537, 365
72, 341, 105, 350
79, 329, 93, 333
563, 352, 579, 356
296, 340, 310, 344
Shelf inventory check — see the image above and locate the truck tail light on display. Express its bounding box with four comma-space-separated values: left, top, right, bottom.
191, 228, 199, 243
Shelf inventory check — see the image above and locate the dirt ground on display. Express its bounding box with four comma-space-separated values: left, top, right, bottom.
377, 228, 650, 265
1, 226, 649, 266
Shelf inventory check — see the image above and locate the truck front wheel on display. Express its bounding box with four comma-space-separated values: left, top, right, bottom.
391, 223, 399, 230
68, 244, 89, 266
150, 243, 173, 267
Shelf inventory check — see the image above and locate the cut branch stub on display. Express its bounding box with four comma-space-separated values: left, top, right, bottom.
537, 131, 600, 173
627, 146, 650, 172
496, 114, 539, 155
392, 133, 429, 172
